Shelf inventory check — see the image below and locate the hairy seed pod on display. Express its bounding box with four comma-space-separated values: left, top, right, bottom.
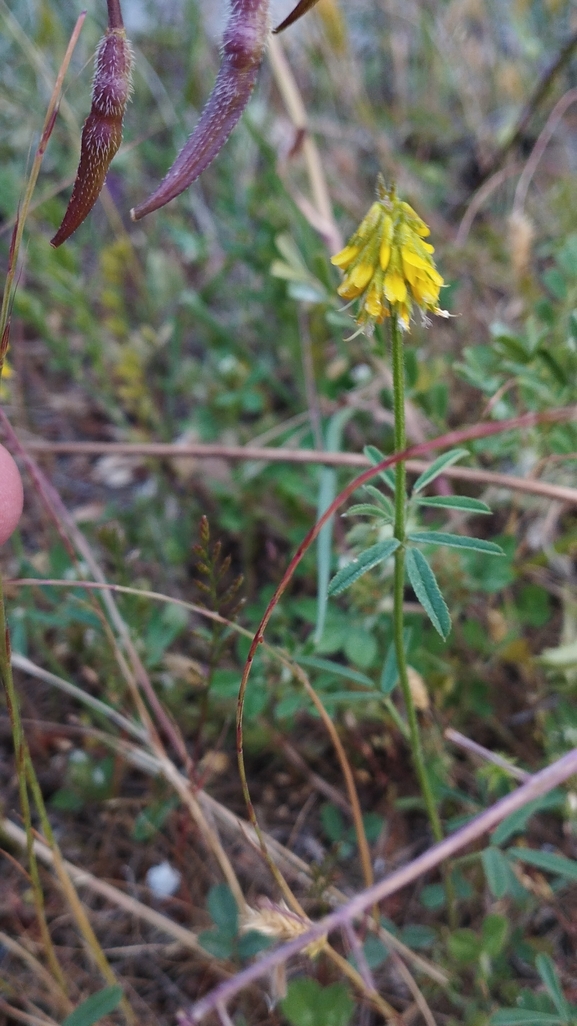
51, 27, 133, 247
274, 0, 321, 33
131, 0, 269, 221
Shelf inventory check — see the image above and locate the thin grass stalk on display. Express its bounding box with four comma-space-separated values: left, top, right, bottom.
0, 35, 87, 993
0, 594, 69, 999
0, 931, 70, 1015
23, 750, 135, 1025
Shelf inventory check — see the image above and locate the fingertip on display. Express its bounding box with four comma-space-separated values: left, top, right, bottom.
0, 444, 24, 545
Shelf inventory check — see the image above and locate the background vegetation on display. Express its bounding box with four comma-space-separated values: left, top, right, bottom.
1, 0, 577, 1024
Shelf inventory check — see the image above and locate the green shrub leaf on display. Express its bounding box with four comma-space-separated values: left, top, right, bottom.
328, 539, 400, 596
535, 954, 571, 1020
363, 445, 396, 493
61, 987, 124, 1026
481, 846, 515, 899
414, 495, 491, 513
507, 847, 577, 883
343, 502, 393, 521
490, 1012, 564, 1026
405, 548, 451, 639
408, 531, 505, 555
411, 449, 469, 494
281, 978, 354, 1026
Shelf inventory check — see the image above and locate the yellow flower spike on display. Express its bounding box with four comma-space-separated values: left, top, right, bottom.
331, 176, 445, 332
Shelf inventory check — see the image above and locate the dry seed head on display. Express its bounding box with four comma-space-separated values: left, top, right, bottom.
241, 899, 327, 957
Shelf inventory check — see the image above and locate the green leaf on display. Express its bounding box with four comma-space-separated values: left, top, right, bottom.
399, 924, 436, 949
237, 930, 272, 961
198, 929, 234, 960
492, 791, 565, 845
328, 539, 400, 596
281, 978, 354, 1026
363, 485, 395, 518
420, 883, 446, 909
448, 928, 482, 964
507, 847, 577, 883
343, 503, 393, 521
363, 445, 396, 493
490, 1012, 565, 1026
411, 449, 469, 494
408, 531, 505, 555
321, 802, 346, 843
315, 465, 336, 645
414, 495, 491, 514
481, 846, 515, 899
535, 954, 571, 1021
296, 655, 374, 688
207, 884, 238, 936
380, 629, 412, 695
343, 628, 378, 669
481, 913, 508, 957
405, 548, 451, 640
316, 408, 356, 644
61, 987, 124, 1026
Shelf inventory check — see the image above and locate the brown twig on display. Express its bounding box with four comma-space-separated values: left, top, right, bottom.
14, 430, 577, 505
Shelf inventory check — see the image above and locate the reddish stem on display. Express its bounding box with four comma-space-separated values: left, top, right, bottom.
107, 0, 124, 29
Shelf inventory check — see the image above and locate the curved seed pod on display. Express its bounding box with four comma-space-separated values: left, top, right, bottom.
51, 27, 133, 247
274, 0, 322, 33
131, 0, 270, 221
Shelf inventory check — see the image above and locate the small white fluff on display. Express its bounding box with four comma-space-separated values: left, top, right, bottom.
146, 861, 181, 898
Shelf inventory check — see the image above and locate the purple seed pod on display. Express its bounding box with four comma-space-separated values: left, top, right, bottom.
274, 0, 322, 33
131, 0, 270, 221
51, 26, 133, 247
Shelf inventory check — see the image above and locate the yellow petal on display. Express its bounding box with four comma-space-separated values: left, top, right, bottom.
401, 247, 431, 271
337, 279, 364, 300
365, 287, 383, 319
402, 260, 419, 288
331, 245, 359, 268
425, 265, 444, 287
384, 272, 407, 304
350, 261, 375, 290
379, 241, 391, 271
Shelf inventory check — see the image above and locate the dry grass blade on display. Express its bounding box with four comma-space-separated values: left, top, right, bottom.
0, 819, 229, 968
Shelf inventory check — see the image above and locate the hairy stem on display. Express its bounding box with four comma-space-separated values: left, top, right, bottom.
390, 315, 448, 855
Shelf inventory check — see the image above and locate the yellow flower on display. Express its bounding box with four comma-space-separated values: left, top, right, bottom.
0, 359, 13, 400
331, 177, 447, 332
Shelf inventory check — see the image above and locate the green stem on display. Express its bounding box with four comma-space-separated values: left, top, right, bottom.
390, 314, 444, 845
